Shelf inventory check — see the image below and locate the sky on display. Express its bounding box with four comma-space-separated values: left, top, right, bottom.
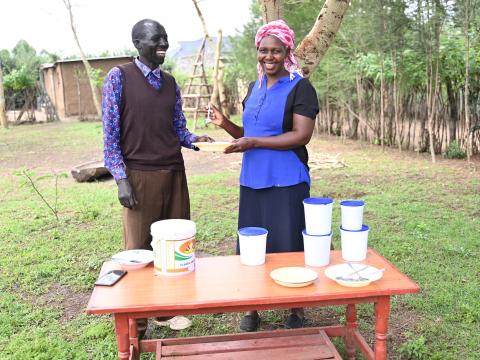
0, 0, 252, 57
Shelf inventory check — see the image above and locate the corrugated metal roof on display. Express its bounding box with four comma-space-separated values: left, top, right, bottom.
41, 55, 133, 68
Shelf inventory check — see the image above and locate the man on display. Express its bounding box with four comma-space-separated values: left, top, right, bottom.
102, 19, 212, 251
102, 18, 211, 337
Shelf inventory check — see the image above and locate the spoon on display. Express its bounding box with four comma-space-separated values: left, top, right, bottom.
336, 268, 386, 282
111, 258, 142, 264
347, 263, 369, 281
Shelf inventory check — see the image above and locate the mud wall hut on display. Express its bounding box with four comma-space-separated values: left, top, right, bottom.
41, 56, 133, 120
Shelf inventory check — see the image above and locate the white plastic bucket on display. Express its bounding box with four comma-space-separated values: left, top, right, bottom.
340, 200, 365, 231
150, 219, 196, 276
302, 230, 332, 267
303, 197, 333, 235
340, 225, 369, 261
238, 227, 268, 266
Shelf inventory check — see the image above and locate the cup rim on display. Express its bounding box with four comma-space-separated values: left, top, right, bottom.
238, 227, 268, 236
340, 200, 365, 207
303, 197, 333, 205
302, 229, 333, 237
339, 225, 369, 232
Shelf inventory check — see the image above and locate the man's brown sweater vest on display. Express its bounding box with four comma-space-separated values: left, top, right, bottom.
118, 62, 184, 171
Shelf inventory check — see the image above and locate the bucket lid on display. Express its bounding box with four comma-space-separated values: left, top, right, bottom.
340, 200, 365, 207
303, 197, 333, 205
150, 219, 196, 240
238, 227, 268, 236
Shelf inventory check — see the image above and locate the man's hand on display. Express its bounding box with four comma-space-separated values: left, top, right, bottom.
117, 179, 138, 209
192, 135, 214, 151
195, 135, 214, 143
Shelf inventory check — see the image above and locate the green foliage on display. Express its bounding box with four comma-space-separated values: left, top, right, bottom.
88, 67, 105, 89
444, 140, 466, 159
399, 336, 429, 360
3, 65, 36, 92
0, 40, 60, 110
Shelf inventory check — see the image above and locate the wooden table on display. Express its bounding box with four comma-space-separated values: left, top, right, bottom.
87, 249, 419, 360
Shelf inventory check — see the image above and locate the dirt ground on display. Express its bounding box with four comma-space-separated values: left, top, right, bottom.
0, 123, 245, 178
1, 121, 478, 179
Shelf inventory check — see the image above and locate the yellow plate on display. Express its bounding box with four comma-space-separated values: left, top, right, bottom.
192, 141, 231, 152
270, 267, 318, 288
273, 279, 315, 288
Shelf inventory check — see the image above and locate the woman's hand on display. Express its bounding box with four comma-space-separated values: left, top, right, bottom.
205, 103, 227, 127
224, 137, 256, 153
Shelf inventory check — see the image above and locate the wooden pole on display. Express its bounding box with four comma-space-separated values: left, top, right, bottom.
191, 0, 221, 108
210, 30, 222, 111
0, 64, 7, 128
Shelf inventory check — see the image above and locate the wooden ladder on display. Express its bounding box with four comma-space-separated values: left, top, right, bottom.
182, 36, 212, 132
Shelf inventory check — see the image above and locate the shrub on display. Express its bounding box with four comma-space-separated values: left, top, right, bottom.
399, 336, 428, 359
444, 140, 466, 159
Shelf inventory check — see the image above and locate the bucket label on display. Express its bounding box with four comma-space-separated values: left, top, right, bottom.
154, 236, 195, 274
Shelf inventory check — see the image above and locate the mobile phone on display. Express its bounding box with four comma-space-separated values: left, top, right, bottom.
95, 270, 127, 286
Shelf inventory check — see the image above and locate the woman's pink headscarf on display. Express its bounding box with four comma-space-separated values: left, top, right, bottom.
255, 19, 301, 85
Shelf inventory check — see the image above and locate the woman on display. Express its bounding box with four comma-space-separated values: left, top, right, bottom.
208, 20, 319, 332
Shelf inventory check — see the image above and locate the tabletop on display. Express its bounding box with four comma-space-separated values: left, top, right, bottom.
86, 249, 419, 315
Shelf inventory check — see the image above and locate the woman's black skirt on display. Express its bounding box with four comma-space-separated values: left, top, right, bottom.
237, 182, 310, 254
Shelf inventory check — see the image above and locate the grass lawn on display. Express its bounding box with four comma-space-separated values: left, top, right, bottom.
0, 121, 479, 359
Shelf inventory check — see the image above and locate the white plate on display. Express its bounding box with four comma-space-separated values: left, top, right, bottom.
192, 141, 231, 152
324, 263, 383, 287
270, 267, 318, 287
111, 249, 154, 270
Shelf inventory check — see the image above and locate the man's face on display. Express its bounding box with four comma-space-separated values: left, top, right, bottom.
134, 22, 169, 67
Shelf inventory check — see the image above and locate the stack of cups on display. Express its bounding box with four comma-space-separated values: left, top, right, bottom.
302, 198, 333, 267
340, 200, 368, 261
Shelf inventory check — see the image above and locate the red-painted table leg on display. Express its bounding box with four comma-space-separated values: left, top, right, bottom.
114, 314, 130, 360
345, 304, 357, 359
129, 318, 139, 360
374, 296, 391, 360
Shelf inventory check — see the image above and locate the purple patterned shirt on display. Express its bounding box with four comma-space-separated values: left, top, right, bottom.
102, 58, 198, 181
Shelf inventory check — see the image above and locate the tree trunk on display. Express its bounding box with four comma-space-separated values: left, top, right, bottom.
0, 65, 7, 129
62, 0, 101, 118
380, 59, 385, 151
350, 73, 362, 139
260, 0, 284, 23
294, 0, 350, 78
427, 48, 440, 163
445, 78, 458, 143
393, 51, 401, 152
464, 0, 472, 162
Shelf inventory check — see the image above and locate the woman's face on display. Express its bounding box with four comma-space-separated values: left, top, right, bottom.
257, 35, 288, 78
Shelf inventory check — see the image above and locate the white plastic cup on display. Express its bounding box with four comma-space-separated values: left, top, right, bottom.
340, 225, 369, 261
340, 200, 365, 231
238, 227, 268, 266
303, 197, 333, 235
302, 230, 332, 267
